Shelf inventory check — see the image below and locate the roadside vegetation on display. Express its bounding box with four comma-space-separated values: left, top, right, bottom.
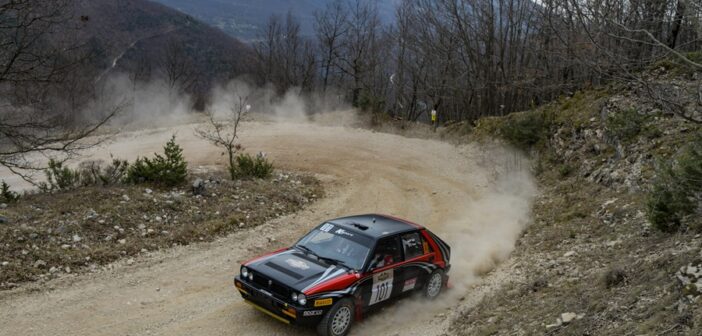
449, 64, 702, 335
0, 137, 321, 289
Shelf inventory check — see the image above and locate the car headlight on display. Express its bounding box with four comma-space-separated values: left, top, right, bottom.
291, 292, 298, 302
247, 272, 254, 281
298, 294, 307, 305
241, 266, 249, 278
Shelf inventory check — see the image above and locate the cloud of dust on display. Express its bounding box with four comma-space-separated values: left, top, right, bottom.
84, 72, 362, 132
353, 144, 537, 335
85, 73, 197, 130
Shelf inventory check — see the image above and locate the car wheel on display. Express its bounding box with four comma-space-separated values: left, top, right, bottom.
423, 269, 444, 299
317, 297, 354, 336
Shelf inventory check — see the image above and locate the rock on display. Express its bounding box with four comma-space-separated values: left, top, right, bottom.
155, 216, 162, 222
65, 266, 71, 273
126, 258, 135, 265
192, 178, 206, 195
122, 194, 130, 202
678, 263, 702, 297
34, 260, 46, 268
138, 223, 146, 230
1, 261, 9, 266
563, 251, 577, 258
49, 266, 59, 273
72, 234, 82, 242
0, 215, 9, 224
545, 319, 562, 329
561, 312, 577, 324
61, 244, 70, 249
85, 209, 98, 219
140, 248, 148, 253
118, 239, 126, 245
144, 188, 153, 194
0, 203, 7, 209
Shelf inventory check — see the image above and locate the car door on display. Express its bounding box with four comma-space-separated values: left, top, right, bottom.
361, 235, 404, 308
398, 231, 429, 294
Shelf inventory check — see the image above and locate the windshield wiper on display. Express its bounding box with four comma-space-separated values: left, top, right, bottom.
295, 245, 353, 271
316, 255, 351, 270
295, 244, 314, 255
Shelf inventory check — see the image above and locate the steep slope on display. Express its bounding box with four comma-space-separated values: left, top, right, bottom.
151, 0, 399, 40
446, 62, 702, 335
73, 0, 253, 90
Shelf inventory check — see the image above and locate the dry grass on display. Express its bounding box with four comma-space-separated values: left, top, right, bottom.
0, 171, 322, 289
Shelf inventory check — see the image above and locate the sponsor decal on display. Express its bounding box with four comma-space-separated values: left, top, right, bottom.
334, 228, 354, 237
403, 277, 417, 292
314, 298, 333, 307
369, 270, 393, 305
320, 223, 334, 232
303, 310, 324, 316
285, 258, 310, 270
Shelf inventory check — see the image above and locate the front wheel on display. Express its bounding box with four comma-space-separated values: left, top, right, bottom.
423, 269, 445, 299
317, 298, 354, 336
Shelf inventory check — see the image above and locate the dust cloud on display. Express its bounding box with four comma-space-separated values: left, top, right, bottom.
352, 145, 537, 335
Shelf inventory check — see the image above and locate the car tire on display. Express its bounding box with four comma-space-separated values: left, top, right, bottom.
317, 297, 354, 336
423, 269, 444, 300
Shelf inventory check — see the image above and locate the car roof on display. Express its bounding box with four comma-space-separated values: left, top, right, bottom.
326, 214, 423, 240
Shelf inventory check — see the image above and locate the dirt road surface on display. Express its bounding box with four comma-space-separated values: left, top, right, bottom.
0, 121, 535, 336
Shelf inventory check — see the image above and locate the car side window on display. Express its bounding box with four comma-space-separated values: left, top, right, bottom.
370, 236, 402, 269
401, 232, 424, 260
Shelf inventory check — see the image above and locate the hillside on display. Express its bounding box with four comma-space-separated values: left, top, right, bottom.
151, 0, 399, 40
444, 62, 702, 335
73, 0, 253, 90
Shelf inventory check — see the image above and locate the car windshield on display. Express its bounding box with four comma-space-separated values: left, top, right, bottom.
295, 223, 372, 270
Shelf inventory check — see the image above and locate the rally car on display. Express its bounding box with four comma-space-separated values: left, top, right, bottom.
234, 214, 451, 336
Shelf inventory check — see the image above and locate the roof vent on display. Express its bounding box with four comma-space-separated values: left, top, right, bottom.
352, 222, 369, 230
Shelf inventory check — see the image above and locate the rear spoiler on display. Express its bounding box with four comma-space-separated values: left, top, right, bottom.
426, 230, 451, 265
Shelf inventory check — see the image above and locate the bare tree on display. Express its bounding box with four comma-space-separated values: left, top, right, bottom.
195, 93, 250, 177
159, 38, 198, 93
0, 0, 120, 183
314, 0, 348, 92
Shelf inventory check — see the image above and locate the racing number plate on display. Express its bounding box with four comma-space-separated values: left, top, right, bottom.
369, 269, 393, 305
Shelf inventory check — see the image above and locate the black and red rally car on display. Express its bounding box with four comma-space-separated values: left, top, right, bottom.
234, 214, 451, 336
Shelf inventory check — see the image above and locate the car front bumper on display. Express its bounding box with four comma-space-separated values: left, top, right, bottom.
234, 276, 327, 326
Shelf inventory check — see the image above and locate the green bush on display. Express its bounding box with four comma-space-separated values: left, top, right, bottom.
1, 180, 20, 203
646, 136, 702, 232
605, 108, 652, 142
44, 159, 81, 191
127, 135, 188, 186
500, 111, 551, 150
230, 153, 274, 179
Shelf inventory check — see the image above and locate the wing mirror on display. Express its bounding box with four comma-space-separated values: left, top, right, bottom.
368, 254, 383, 271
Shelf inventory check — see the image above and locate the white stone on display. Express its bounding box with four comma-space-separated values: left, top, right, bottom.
122, 194, 130, 202
561, 312, 578, 324
72, 234, 82, 242
563, 251, 577, 258
118, 239, 126, 245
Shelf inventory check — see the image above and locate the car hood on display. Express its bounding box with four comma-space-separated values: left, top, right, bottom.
246, 248, 350, 292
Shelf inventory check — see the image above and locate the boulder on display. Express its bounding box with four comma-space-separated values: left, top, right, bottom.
192, 178, 206, 195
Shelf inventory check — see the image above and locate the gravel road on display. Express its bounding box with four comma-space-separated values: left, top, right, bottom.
0, 121, 535, 336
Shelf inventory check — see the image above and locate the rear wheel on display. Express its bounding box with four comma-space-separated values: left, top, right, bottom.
423, 269, 444, 299
317, 298, 354, 336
